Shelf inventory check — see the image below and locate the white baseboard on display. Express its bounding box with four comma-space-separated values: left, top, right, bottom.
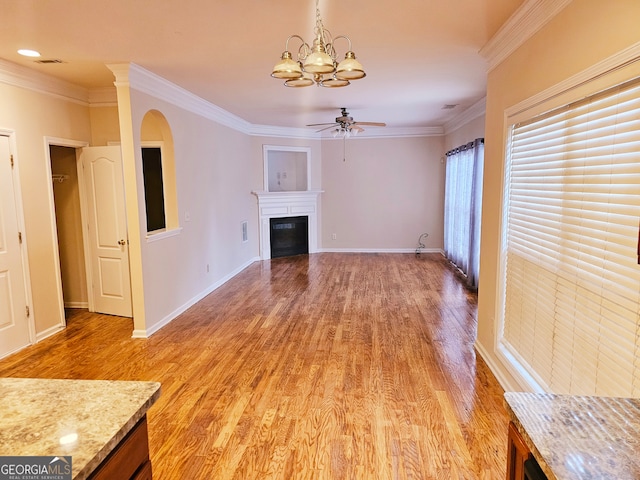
474, 341, 521, 392
135, 256, 261, 338
35, 323, 66, 343
131, 329, 148, 339
474, 339, 543, 393
64, 301, 89, 309
320, 248, 443, 254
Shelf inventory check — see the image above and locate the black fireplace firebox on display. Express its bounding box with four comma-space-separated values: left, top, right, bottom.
270, 216, 309, 258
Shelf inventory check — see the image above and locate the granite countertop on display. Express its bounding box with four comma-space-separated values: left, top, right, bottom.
0, 378, 161, 479
505, 391, 640, 480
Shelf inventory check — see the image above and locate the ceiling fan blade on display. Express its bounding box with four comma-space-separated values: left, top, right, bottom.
315, 125, 340, 133
306, 122, 338, 127
353, 122, 386, 127
351, 125, 365, 133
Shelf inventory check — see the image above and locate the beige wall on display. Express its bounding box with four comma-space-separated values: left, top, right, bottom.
477, 0, 640, 390
126, 90, 264, 334
321, 135, 444, 251
0, 83, 92, 338
444, 115, 485, 152
90, 106, 121, 146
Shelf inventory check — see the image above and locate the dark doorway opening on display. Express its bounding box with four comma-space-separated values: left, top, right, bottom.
270, 216, 309, 258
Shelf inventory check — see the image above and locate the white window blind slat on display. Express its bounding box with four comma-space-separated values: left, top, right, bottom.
511, 121, 640, 158
501, 76, 640, 396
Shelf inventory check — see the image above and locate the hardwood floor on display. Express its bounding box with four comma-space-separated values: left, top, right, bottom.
0, 253, 508, 479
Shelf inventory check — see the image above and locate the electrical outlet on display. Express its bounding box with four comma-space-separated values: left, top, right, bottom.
332, 233, 337, 240
206, 264, 209, 273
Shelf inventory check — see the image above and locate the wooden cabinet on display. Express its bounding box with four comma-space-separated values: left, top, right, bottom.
506, 421, 548, 480
89, 416, 152, 480
506, 421, 531, 480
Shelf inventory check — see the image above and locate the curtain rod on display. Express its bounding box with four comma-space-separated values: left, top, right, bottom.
445, 138, 484, 157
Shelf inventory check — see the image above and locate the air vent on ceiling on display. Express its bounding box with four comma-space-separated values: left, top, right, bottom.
34, 59, 64, 64
442, 104, 458, 110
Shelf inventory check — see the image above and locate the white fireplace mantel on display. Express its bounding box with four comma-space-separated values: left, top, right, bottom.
252, 190, 323, 260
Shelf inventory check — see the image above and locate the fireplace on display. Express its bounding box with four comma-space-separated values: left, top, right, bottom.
252, 190, 322, 260
270, 216, 309, 258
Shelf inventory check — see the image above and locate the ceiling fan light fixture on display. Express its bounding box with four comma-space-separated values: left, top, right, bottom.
271, 0, 365, 88
336, 52, 366, 80
333, 127, 352, 138
307, 108, 386, 136
271, 51, 303, 80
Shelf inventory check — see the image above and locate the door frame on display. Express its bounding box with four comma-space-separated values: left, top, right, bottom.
1, 129, 35, 345
44, 137, 90, 326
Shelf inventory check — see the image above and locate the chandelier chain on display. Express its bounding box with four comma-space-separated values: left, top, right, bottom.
315, 0, 322, 32
314, 0, 330, 54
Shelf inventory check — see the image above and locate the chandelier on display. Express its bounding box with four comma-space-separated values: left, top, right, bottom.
271, 0, 366, 88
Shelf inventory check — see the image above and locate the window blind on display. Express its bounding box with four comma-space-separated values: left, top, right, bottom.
501, 77, 640, 396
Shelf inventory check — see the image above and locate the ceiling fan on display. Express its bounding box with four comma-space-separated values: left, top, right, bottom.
307, 108, 386, 137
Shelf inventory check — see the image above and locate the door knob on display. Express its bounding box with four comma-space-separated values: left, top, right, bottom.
118, 239, 127, 246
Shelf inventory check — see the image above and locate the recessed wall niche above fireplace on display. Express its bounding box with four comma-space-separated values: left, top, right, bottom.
252, 145, 322, 260
265, 146, 309, 192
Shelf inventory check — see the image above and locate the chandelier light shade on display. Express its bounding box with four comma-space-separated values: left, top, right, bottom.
271, 52, 303, 80
271, 0, 366, 88
336, 52, 365, 80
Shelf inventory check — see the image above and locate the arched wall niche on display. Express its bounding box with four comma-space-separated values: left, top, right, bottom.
140, 110, 179, 233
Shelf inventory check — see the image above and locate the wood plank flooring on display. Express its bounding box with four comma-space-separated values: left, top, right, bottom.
0, 253, 508, 479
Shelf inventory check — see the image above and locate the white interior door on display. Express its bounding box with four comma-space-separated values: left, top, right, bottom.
0, 135, 31, 357
81, 146, 132, 317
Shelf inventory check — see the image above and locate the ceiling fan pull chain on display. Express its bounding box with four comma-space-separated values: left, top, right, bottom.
343, 135, 347, 162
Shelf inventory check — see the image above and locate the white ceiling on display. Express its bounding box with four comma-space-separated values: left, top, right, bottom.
0, 0, 524, 132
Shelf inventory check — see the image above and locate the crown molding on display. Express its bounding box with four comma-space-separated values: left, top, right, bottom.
443, 97, 486, 135
107, 64, 445, 139
88, 86, 118, 107
107, 63, 252, 134
0, 58, 89, 105
251, 124, 444, 139
2, 60, 446, 139
250, 124, 320, 139
479, 0, 573, 71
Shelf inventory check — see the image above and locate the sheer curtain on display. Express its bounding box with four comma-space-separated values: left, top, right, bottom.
444, 138, 484, 288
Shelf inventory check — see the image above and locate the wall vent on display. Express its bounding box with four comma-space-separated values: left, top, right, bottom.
241, 220, 248, 243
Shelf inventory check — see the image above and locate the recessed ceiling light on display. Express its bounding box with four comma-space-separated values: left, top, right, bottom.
18, 49, 41, 57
